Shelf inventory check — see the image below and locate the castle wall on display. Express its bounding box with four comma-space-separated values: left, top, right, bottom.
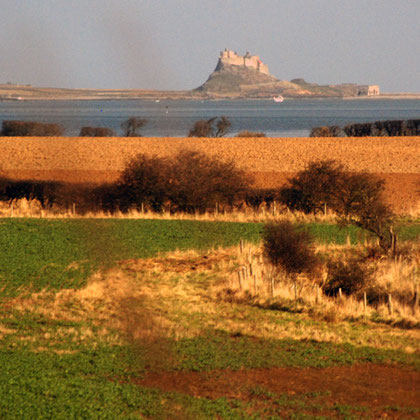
220, 49, 269, 74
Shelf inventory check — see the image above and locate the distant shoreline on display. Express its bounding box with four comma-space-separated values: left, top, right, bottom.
1, 84, 420, 101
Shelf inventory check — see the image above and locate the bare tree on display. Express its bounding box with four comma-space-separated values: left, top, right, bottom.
121, 117, 147, 137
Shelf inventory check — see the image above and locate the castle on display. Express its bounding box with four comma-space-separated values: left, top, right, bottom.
219, 49, 270, 75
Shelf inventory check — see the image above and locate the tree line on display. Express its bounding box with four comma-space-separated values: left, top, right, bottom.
310, 119, 420, 137
0, 156, 397, 254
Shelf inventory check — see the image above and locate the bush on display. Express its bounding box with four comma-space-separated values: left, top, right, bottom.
279, 160, 395, 253
309, 126, 342, 137
117, 154, 170, 212
235, 131, 266, 138
0, 177, 62, 208
120, 117, 147, 137
1, 120, 64, 136
278, 160, 345, 214
188, 116, 231, 137
323, 257, 373, 297
263, 222, 319, 277
343, 122, 373, 137
245, 188, 277, 211
79, 126, 115, 137
167, 150, 250, 213
116, 150, 251, 214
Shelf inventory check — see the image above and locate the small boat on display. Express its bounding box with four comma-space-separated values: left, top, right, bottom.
273, 95, 284, 103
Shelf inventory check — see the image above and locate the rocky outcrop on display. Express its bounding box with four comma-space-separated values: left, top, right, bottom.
194, 50, 380, 99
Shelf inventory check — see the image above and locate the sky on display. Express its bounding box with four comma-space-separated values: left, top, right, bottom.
1, 0, 419, 92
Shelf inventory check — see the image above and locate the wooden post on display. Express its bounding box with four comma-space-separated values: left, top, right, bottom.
387, 294, 393, 315
270, 277, 274, 297
10, 202, 14, 217
323, 202, 327, 216
242, 266, 248, 284
72, 203, 76, 215
363, 292, 367, 312
294, 283, 298, 301
338, 288, 343, 300
272, 201, 276, 216
412, 287, 418, 315
315, 286, 320, 304
237, 271, 242, 290
239, 239, 244, 254
141, 202, 145, 214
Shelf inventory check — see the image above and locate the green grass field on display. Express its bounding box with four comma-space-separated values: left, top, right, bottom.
1, 218, 419, 418
1, 218, 419, 297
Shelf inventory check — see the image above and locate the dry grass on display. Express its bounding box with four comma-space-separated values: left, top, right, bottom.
3, 242, 419, 353
3, 197, 420, 220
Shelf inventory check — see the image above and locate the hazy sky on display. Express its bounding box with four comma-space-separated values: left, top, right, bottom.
1, 0, 419, 92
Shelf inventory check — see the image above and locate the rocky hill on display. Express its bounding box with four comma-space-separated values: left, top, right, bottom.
194, 49, 379, 99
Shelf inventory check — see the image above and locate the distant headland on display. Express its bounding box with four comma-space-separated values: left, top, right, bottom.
1, 49, 419, 101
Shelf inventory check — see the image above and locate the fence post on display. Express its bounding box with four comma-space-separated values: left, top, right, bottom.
412, 287, 418, 315
270, 277, 274, 297
338, 288, 343, 300
363, 292, 367, 312
72, 203, 76, 215
237, 270, 242, 290
239, 239, 244, 254
10, 202, 14, 217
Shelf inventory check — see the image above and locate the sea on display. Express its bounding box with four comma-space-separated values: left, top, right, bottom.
1, 98, 419, 137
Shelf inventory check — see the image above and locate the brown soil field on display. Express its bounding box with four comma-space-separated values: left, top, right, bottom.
135, 365, 420, 417
1, 136, 419, 212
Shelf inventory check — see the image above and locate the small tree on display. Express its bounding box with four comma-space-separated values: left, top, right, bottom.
278, 160, 345, 214
117, 153, 169, 212
167, 150, 250, 213
188, 118, 215, 137
263, 222, 319, 292
215, 116, 231, 137
121, 117, 147, 137
279, 160, 395, 254
1, 120, 64, 136
188, 117, 231, 137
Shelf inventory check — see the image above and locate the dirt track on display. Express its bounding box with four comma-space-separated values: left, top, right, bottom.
136, 364, 420, 417
0, 136, 419, 212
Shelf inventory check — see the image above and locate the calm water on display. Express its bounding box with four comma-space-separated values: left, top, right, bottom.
0, 98, 419, 137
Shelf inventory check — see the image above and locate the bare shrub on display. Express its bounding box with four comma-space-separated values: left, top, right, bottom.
278, 160, 345, 214
79, 126, 115, 137
121, 117, 147, 137
188, 116, 231, 137
323, 257, 373, 297
0, 177, 62, 208
1, 120, 64, 136
188, 118, 215, 137
343, 122, 373, 137
245, 188, 277, 211
263, 221, 319, 278
335, 173, 394, 252
310, 126, 343, 137
215, 116, 231, 137
279, 160, 394, 253
117, 154, 169, 212
235, 131, 266, 138
168, 150, 250, 213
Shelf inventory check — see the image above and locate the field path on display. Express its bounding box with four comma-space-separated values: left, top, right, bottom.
137, 364, 420, 416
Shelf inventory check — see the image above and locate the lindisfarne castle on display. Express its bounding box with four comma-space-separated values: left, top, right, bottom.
217, 49, 270, 75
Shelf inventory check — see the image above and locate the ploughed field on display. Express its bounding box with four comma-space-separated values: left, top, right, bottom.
0, 136, 419, 212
